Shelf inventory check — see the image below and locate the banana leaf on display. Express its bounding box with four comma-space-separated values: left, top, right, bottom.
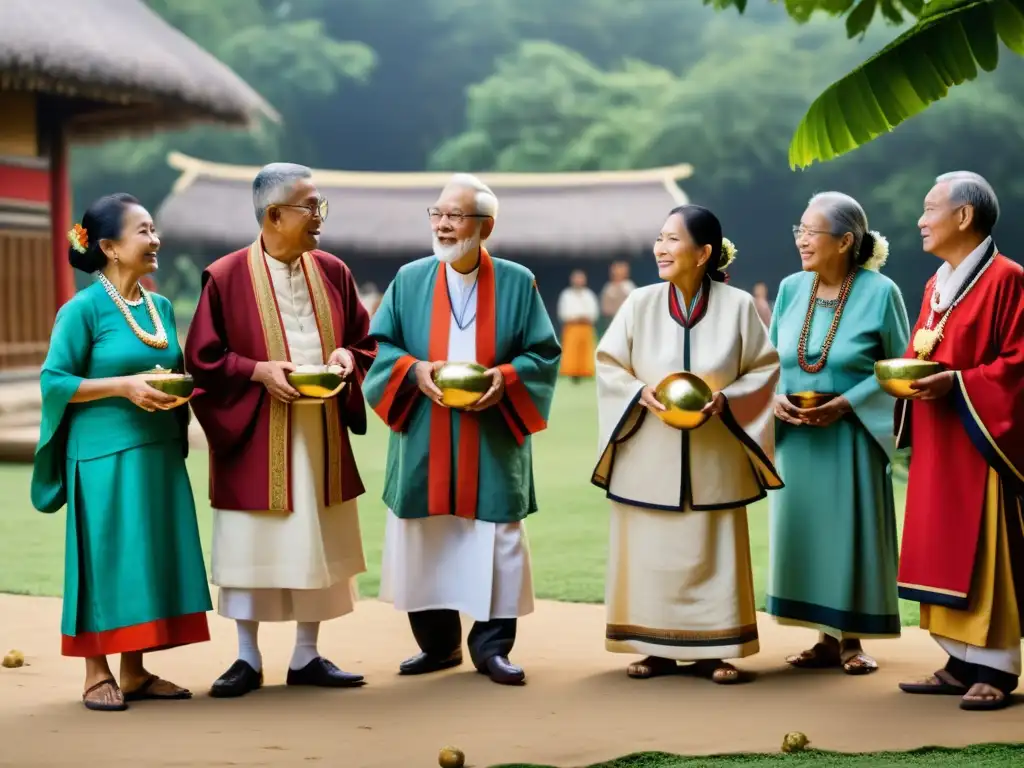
789, 0, 1024, 168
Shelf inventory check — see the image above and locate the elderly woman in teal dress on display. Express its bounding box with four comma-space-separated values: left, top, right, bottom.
31, 194, 211, 712
766, 191, 910, 674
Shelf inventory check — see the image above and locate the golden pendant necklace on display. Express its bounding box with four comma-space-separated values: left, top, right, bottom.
912, 257, 992, 360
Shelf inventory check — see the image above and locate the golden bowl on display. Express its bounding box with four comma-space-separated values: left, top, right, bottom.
433, 362, 492, 409
786, 391, 837, 410
874, 358, 946, 399
653, 372, 714, 430
287, 364, 348, 399
142, 368, 194, 409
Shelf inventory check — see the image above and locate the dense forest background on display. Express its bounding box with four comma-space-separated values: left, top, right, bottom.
70, 0, 1024, 313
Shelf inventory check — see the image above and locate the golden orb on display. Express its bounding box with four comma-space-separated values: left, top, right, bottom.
438, 745, 465, 768
653, 372, 714, 430
433, 362, 492, 409
2, 650, 25, 668
785, 391, 836, 410
873, 358, 946, 399
781, 732, 810, 753
287, 364, 348, 399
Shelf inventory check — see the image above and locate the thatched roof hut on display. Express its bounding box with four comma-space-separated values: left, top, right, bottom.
0, 0, 277, 139
0, 0, 277, 374
156, 152, 694, 260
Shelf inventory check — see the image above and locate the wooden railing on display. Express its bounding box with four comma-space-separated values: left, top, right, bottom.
0, 229, 54, 371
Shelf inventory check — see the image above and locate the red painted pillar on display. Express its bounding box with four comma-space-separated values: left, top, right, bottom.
49, 122, 75, 309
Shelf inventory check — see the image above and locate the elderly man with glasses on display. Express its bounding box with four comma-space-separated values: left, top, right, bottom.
364, 173, 561, 685
185, 162, 378, 698
896, 171, 1024, 712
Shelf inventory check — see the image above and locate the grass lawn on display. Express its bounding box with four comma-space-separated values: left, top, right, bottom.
492, 744, 1024, 768
0, 378, 918, 625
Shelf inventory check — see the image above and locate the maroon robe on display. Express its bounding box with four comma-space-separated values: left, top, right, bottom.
897, 251, 1024, 610
184, 242, 377, 512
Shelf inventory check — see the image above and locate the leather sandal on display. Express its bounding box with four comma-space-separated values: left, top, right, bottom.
899, 669, 968, 695
960, 683, 1012, 711
627, 656, 676, 679
841, 651, 878, 676
786, 642, 841, 669
123, 674, 192, 702
82, 678, 127, 712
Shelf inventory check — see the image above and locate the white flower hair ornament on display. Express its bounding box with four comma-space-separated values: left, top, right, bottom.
719, 237, 737, 270
862, 230, 889, 271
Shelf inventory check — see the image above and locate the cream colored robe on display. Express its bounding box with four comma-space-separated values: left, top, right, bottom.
593, 280, 782, 660
211, 254, 367, 623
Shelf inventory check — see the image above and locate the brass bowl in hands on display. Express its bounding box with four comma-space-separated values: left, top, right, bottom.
142, 368, 194, 409
287, 364, 348, 399
786, 391, 837, 410
653, 372, 714, 430
873, 358, 946, 399
433, 362, 492, 409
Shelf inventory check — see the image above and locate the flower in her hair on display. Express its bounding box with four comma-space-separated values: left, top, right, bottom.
67, 223, 88, 254
863, 230, 889, 271
719, 237, 738, 270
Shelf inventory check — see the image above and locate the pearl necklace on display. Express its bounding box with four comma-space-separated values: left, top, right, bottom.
97, 273, 169, 349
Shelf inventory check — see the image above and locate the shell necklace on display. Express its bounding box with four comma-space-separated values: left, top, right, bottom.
97, 272, 169, 349
913, 255, 993, 360
796, 270, 856, 374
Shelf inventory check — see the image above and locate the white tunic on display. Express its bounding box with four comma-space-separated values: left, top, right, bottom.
211, 253, 367, 623
557, 287, 599, 324
377, 264, 535, 622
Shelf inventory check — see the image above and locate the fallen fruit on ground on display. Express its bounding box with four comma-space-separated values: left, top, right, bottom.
438, 745, 465, 768
782, 731, 810, 753
2, 650, 25, 668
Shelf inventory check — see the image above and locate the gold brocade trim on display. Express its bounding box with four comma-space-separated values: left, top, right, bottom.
606, 623, 759, 643
955, 371, 1024, 483
248, 242, 290, 511
301, 253, 344, 505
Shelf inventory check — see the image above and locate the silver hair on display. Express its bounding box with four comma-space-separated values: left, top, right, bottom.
447, 173, 499, 219
807, 191, 871, 264
935, 171, 999, 235
252, 162, 313, 224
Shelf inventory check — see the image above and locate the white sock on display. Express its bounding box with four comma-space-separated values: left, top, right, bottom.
289, 622, 321, 670
237, 620, 262, 671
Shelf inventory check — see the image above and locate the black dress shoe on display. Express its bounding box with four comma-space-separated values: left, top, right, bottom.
398, 649, 463, 676
209, 659, 263, 698
481, 655, 526, 685
286, 657, 365, 688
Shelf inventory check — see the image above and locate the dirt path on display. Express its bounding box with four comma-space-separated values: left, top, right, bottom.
0, 593, 1020, 767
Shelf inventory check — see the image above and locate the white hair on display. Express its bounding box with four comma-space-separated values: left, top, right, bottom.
808, 190, 872, 265
252, 162, 313, 224
935, 171, 999, 235
447, 173, 499, 219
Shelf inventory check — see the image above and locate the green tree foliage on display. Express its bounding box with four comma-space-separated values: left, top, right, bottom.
429, 11, 1024, 304
70, 0, 377, 212
789, 0, 1024, 167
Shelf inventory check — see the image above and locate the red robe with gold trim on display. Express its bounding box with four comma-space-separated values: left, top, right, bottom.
897, 252, 1024, 611
185, 244, 377, 512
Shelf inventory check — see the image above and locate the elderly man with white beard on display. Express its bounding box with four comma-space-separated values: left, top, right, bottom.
363, 174, 561, 685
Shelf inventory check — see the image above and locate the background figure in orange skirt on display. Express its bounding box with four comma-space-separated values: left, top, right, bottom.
557, 270, 599, 382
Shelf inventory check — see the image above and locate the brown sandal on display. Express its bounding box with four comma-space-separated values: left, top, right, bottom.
841, 651, 878, 676
786, 642, 841, 669
680, 659, 749, 685
960, 683, 1012, 711
899, 669, 968, 695
123, 674, 192, 702
627, 656, 676, 679
82, 678, 127, 712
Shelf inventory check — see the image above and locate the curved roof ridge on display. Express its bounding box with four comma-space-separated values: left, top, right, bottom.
167, 152, 693, 193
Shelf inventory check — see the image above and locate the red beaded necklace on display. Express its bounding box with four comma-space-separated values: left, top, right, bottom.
796, 270, 856, 374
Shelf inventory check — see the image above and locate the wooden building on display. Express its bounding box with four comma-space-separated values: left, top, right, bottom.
0, 0, 276, 374
154, 152, 695, 320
